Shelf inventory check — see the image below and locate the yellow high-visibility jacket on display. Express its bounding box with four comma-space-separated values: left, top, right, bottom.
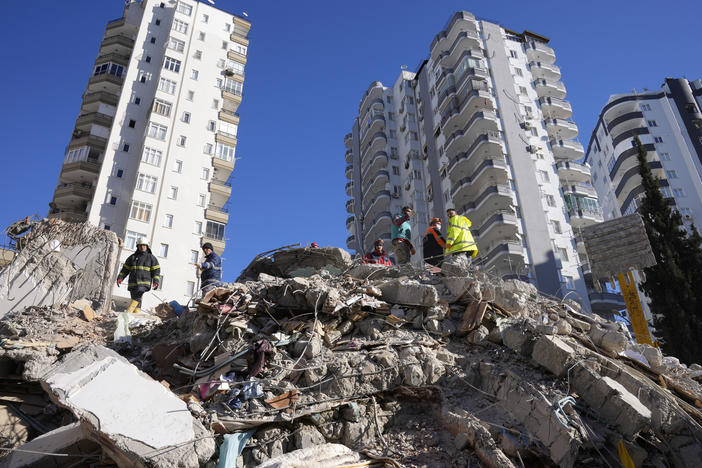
446, 215, 478, 257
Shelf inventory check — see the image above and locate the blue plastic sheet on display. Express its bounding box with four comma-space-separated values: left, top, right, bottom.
217, 430, 254, 468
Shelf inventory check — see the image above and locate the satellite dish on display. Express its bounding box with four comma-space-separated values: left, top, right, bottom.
242, 11, 248, 17
207, 0, 215, 4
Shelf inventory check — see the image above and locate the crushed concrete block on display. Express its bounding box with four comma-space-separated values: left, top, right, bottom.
294, 423, 326, 449
536, 324, 557, 335
0, 220, 121, 319
255, 443, 360, 468
40, 344, 215, 467
441, 277, 482, 303
423, 355, 446, 384
642, 346, 663, 369
556, 319, 572, 335
274, 247, 352, 277
566, 316, 591, 332
402, 363, 425, 386
467, 326, 489, 344
6, 422, 85, 467
532, 335, 576, 378
377, 279, 439, 307
441, 254, 472, 276
501, 323, 535, 355
346, 263, 401, 280
493, 280, 536, 315
589, 325, 628, 355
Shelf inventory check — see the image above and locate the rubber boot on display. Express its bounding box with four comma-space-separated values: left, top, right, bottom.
126, 300, 139, 314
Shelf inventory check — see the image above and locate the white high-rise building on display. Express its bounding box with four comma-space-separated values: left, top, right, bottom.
586, 78, 702, 226
48, 0, 251, 310
345, 11, 615, 313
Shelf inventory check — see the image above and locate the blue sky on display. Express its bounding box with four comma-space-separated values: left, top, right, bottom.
0, 1, 700, 281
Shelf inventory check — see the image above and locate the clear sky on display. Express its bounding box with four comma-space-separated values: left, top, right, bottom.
0, 0, 700, 282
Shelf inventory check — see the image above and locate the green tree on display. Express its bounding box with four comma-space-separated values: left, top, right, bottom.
634, 136, 702, 364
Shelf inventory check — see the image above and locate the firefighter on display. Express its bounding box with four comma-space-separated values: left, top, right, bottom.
116, 237, 160, 313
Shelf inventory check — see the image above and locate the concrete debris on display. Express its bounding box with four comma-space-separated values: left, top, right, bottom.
2, 241, 702, 467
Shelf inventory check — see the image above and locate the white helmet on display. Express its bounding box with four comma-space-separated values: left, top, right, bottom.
136, 237, 149, 247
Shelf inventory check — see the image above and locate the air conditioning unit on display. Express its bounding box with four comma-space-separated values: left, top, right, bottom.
224, 68, 234, 76
525, 113, 534, 120
527, 145, 539, 154
521, 121, 532, 130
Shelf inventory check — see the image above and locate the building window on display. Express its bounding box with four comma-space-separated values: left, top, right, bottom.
158, 77, 177, 94
153, 98, 172, 117
202, 14, 209, 23
545, 194, 556, 207
169, 186, 178, 199
145, 56, 151, 63
109, 196, 117, 205
176, 1, 192, 16
191, 69, 199, 80
134, 97, 141, 105
147, 122, 167, 140
514, 68, 523, 77
155, 19, 161, 26
172, 19, 189, 34
194, 50, 202, 59
215, 142, 235, 162
641, 104, 652, 111
129, 201, 152, 222
519, 86, 528, 95
389, 129, 397, 139
661, 186, 672, 198
225, 59, 245, 75
186, 90, 194, 101
208, 120, 216, 131
142, 147, 162, 166
413, 169, 422, 179
177, 135, 187, 146
139, 75, 147, 83
125, 230, 147, 250
219, 121, 237, 137
194, 221, 202, 234
206, 221, 226, 240
167, 37, 185, 52
212, 99, 219, 109
198, 194, 206, 207
647, 120, 658, 127
563, 275, 575, 290
186, 281, 195, 296
198, 31, 206, 41
204, 143, 213, 154
164, 56, 182, 73
122, 143, 130, 152
225, 23, 231, 32
159, 244, 169, 258
538, 170, 550, 183
392, 166, 399, 175
654, 136, 664, 143
164, 214, 174, 228
201, 168, 210, 180
223, 78, 242, 95
666, 170, 678, 179
552, 220, 562, 234
233, 44, 247, 56
190, 250, 199, 263
388, 112, 394, 121
136, 173, 158, 193
174, 160, 183, 173
509, 50, 518, 58
673, 188, 685, 197
94, 62, 124, 77
116, 169, 123, 178
558, 247, 569, 262
216, 58, 225, 68
182, 112, 191, 123
149, 37, 156, 44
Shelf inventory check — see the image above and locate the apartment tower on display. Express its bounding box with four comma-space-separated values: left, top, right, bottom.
48, 0, 250, 310
345, 11, 611, 312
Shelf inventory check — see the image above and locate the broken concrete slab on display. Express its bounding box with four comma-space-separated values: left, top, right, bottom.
254, 443, 360, 468
273, 247, 352, 277
5, 422, 84, 467
532, 335, 576, 378
39, 344, 214, 467
0, 220, 121, 319
377, 279, 439, 307
346, 263, 402, 280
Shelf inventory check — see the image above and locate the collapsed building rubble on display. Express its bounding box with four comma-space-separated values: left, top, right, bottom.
2, 241, 702, 467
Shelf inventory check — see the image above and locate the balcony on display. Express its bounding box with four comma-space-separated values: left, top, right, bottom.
361, 113, 386, 147
362, 170, 390, 199
472, 212, 519, 248
359, 83, 384, 116
451, 159, 509, 201
346, 235, 356, 251
209, 179, 232, 198
444, 111, 499, 159
362, 132, 387, 165
205, 204, 229, 224
346, 215, 355, 231
605, 111, 645, 135
567, 206, 603, 229
447, 132, 505, 182
344, 132, 353, 149
83, 91, 119, 107
346, 199, 354, 214
219, 109, 240, 125
105, 18, 126, 31
528, 61, 561, 81
533, 79, 566, 99
366, 211, 392, 243
227, 49, 247, 65
550, 139, 585, 161
215, 131, 237, 147
101, 34, 135, 51
460, 184, 514, 221
345, 164, 353, 180
539, 97, 572, 119
230, 32, 250, 47
345, 181, 354, 197
363, 190, 391, 222
88, 72, 124, 90
361, 151, 388, 181
75, 112, 114, 129
67, 134, 108, 151
94, 52, 130, 68
589, 291, 626, 319
222, 89, 242, 109
345, 149, 353, 163
201, 235, 226, 254
562, 183, 597, 199
53, 182, 94, 202
556, 161, 591, 184
430, 11, 478, 61
60, 159, 101, 180
545, 119, 578, 140
525, 41, 555, 64
436, 31, 482, 69
212, 156, 235, 178
481, 241, 526, 272
47, 210, 88, 223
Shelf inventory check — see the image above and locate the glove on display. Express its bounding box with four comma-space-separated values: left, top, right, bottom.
116, 278, 122, 287
153, 283, 159, 290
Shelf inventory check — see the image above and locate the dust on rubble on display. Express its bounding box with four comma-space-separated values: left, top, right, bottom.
1, 244, 702, 468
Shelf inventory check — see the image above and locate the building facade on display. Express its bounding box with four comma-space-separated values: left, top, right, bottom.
345, 11, 609, 312
48, 0, 250, 310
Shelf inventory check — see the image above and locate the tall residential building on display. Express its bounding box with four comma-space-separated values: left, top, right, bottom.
586, 78, 702, 226
345, 11, 612, 313
48, 0, 250, 310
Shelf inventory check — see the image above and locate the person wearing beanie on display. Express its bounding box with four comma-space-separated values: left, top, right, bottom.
116, 237, 160, 313
198, 242, 222, 294
363, 239, 393, 266
423, 217, 446, 266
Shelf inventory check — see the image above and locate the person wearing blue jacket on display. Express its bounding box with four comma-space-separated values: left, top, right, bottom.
198, 242, 222, 293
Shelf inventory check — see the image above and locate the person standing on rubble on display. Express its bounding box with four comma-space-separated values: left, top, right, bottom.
116, 238, 160, 314
364, 239, 393, 265
198, 242, 222, 294
391, 206, 416, 265
423, 217, 446, 266
445, 208, 478, 263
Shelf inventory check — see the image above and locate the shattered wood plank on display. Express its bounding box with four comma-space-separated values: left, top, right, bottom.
265, 390, 300, 409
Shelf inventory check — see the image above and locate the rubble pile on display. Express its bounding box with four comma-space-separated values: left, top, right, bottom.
2, 245, 702, 467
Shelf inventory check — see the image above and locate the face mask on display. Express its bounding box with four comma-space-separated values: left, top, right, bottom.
435, 224, 441, 230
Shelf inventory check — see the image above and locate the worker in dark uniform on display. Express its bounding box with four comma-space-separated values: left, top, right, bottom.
198, 242, 222, 294
116, 237, 160, 313
423, 217, 446, 266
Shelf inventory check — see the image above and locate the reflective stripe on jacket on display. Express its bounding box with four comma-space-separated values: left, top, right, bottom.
117, 248, 160, 292
445, 215, 478, 256
201, 251, 222, 284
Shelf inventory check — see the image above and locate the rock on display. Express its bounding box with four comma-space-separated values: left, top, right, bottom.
425, 318, 441, 333
567, 317, 591, 332
294, 423, 326, 449
255, 444, 360, 468
441, 254, 472, 276
402, 363, 425, 386
347, 263, 401, 280
454, 431, 470, 450
532, 335, 576, 378
501, 322, 535, 355
341, 402, 361, 423
378, 279, 439, 307
535, 324, 557, 335
441, 277, 482, 303
423, 355, 446, 384
273, 247, 352, 278
556, 319, 572, 335
493, 279, 536, 315
467, 325, 489, 344
39, 344, 214, 467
